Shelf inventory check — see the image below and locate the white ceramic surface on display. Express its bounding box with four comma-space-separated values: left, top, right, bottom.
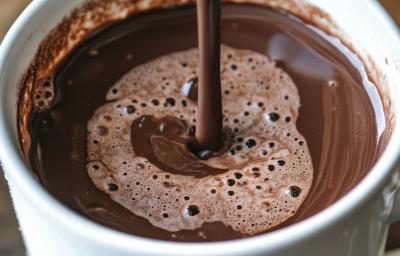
0, 0, 400, 256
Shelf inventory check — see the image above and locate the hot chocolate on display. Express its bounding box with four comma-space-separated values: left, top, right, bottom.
86, 44, 313, 234
21, 3, 385, 242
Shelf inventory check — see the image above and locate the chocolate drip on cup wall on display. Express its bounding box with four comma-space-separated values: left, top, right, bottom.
195, 0, 223, 153
23, 4, 385, 242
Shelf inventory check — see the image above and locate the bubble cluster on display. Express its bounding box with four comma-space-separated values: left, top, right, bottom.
86, 45, 313, 235
33, 76, 55, 110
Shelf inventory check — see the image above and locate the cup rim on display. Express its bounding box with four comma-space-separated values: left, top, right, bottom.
1, 0, 400, 255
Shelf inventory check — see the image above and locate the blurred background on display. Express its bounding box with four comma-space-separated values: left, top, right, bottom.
0, 1, 30, 256
0, 0, 399, 255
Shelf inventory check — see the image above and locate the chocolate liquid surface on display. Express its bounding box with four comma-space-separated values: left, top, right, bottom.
86, 44, 314, 234
27, 4, 384, 242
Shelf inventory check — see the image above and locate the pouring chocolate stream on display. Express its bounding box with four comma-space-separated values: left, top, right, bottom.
194, 0, 223, 154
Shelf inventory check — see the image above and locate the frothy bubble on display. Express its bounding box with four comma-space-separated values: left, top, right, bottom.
86, 45, 313, 235
33, 77, 55, 111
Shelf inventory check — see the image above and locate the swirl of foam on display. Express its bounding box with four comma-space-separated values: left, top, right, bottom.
87, 45, 313, 234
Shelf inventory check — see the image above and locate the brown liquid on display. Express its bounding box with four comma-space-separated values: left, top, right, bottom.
25, 4, 384, 241
131, 0, 226, 174
195, 0, 223, 152
131, 115, 227, 178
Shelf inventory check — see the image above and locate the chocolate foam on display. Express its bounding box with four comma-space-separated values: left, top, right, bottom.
86, 45, 313, 234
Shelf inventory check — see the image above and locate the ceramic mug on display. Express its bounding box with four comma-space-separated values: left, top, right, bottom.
1, 0, 400, 255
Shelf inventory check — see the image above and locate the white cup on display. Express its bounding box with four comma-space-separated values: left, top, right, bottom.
1, 0, 400, 255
